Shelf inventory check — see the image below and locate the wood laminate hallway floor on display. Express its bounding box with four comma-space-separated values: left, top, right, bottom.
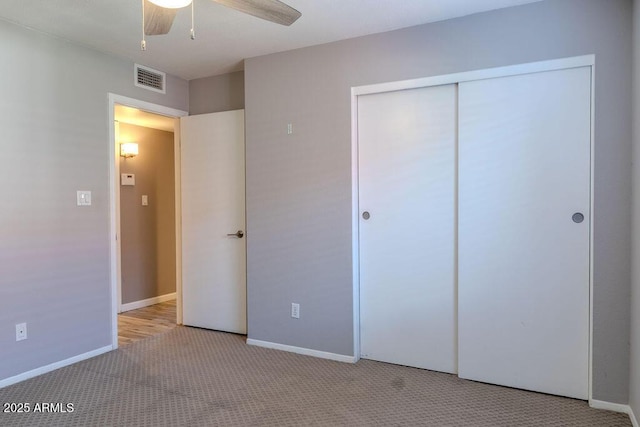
118, 300, 176, 346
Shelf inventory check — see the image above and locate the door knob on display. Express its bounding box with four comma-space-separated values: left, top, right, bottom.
572, 213, 584, 224
362, 211, 370, 220
227, 230, 244, 238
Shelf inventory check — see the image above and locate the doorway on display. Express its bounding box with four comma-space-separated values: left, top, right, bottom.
108, 94, 188, 349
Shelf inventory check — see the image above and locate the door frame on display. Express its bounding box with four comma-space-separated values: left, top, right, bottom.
350, 55, 595, 399
108, 93, 188, 349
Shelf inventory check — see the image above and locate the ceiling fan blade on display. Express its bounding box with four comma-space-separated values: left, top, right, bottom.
212, 0, 301, 26
144, 0, 178, 35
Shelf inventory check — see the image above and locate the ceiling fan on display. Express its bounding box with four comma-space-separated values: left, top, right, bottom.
141, 0, 301, 50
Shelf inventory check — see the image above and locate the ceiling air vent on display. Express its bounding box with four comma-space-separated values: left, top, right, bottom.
134, 64, 166, 94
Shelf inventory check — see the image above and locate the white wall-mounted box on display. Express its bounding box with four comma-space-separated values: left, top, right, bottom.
121, 174, 135, 186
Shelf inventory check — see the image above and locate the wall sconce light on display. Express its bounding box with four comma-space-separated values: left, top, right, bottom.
120, 142, 139, 158
148, 0, 192, 7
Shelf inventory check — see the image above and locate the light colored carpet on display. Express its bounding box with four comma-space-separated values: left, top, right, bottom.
0, 326, 632, 426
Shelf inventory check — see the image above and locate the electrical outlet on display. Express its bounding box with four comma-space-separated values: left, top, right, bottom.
291, 303, 300, 319
15, 323, 27, 341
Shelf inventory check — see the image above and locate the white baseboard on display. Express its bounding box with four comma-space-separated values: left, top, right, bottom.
0, 345, 112, 389
120, 292, 176, 313
590, 399, 630, 413
590, 399, 636, 425
247, 339, 356, 364
629, 405, 639, 427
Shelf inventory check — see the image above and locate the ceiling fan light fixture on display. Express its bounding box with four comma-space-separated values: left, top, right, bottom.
147, 0, 192, 9
140, 0, 301, 51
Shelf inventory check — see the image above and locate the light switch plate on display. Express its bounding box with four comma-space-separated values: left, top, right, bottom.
76, 191, 92, 206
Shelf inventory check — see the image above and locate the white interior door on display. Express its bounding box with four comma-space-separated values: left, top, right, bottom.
458, 67, 591, 399
181, 110, 246, 334
359, 85, 457, 373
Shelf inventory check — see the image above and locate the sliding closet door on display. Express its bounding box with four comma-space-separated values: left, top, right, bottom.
359, 84, 457, 373
458, 67, 591, 399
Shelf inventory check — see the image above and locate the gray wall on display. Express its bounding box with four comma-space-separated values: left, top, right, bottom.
630, 0, 640, 417
119, 124, 176, 305
189, 71, 245, 115
244, 0, 632, 403
0, 19, 187, 381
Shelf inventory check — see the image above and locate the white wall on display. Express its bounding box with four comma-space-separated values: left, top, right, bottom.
630, 0, 640, 420
0, 19, 188, 382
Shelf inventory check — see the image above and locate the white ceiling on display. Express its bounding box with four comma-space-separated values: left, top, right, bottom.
0, 0, 544, 81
